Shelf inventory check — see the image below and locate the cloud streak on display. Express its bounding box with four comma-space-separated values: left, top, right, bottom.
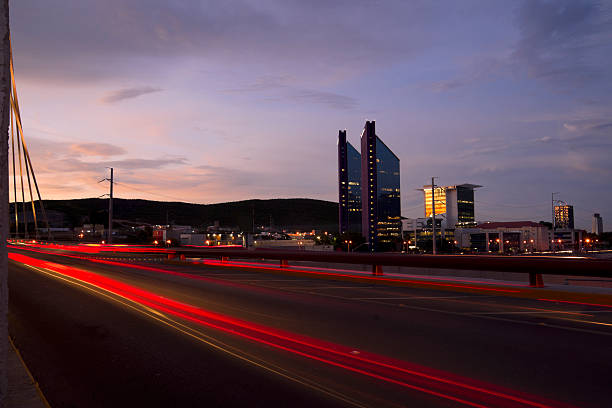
100, 86, 162, 104
70, 143, 126, 157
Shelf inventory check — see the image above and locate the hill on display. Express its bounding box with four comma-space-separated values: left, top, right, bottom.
12, 198, 338, 232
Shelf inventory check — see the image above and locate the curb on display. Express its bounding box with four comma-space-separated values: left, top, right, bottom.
8, 337, 52, 408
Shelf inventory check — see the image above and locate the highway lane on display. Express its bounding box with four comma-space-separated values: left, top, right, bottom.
8, 247, 612, 408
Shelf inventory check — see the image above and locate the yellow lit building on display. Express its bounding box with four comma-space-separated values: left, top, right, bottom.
420, 184, 481, 228
423, 187, 447, 217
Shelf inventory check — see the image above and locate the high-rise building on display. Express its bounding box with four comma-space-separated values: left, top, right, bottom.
338, 130, 362, 234
360, 121, 401, 251
421, 184, 481, 228
592, 213, 603, 235
554, 204, 574, 229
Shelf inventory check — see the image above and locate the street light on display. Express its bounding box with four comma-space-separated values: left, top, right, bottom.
344, 240, 352, 252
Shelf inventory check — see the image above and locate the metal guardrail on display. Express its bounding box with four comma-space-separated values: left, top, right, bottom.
165, 247, 612, 288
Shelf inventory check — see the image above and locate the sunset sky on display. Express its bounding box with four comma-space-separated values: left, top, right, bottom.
10, 0, 612, 229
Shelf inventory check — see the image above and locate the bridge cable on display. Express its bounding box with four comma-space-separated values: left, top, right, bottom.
14, 100, 27, 238
16, 101, 39, 240
10, 101, 18, 238
9, 37, 52, 240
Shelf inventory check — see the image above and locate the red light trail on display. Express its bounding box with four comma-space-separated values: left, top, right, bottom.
11, 243, 609, 315
9, 252, 573, 408
195, 259, 522, 293
537, 298, 612, 309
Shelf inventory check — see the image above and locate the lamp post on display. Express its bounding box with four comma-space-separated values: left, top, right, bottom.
344, 240, 352, 252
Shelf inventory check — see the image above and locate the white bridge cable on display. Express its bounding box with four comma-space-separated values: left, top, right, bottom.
10, 101, 18, 237
9, 36, 52, 240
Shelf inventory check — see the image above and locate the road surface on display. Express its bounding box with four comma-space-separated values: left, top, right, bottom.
8, 247, 612, 408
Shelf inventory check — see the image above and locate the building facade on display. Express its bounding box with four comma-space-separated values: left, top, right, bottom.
553, 228, 585, 250
554, 204, 574, 229
455, 221, 550, 252
421, 184, 481, 228
592, 213, 603, 235
338, 130, 362, 234
360, 121, 401, 251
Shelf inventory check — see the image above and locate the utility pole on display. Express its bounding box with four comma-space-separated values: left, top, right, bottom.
551, 192, 559, 252
108, 168, 113, 244
431, 177, 437, 255
252, 206, 255, 234
99, 168, 113, 244
414, 218, 418, 251
1, 1, 11, 405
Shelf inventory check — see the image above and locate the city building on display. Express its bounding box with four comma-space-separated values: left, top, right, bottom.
153, 225, 194, 243
554, 204, 574, 229
338, 130, 362, 234
360, 121, 401, 251
553, 228, 585, 250
455, 221, 550, 252
402, 217, 454, 250
592, 213, 603, 235
420, 184, 481, 228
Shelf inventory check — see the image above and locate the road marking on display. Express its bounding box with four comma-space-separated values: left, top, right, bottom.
297, 289, 612, 337
351, 295, 482, 300
16, 263, 369, 408
470, 311, 593, 316
279, 285, 368, 290
233, 279, 312, 282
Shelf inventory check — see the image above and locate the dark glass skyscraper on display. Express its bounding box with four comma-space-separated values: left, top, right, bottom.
360, 121, 401, 251
338, 130, 362, 234
456, 185, 477, 227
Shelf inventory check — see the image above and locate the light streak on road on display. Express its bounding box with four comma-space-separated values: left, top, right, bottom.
9, 252, 573, 408
194, 259, 522, 293
193, 258, 529, 286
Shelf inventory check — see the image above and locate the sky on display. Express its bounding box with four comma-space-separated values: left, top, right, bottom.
9, 0, 612, 230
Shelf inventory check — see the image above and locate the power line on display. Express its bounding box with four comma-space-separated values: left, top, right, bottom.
477, 200, 549, 209
112, 180, 184, 202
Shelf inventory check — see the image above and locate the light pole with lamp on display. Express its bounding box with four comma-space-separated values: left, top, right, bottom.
344, 240, 352, 252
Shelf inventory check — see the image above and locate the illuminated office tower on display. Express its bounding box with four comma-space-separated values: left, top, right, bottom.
338, 130, 362, 234
360, 121, 401, 251
554, 204, 574, 229
421, 184, 481, 228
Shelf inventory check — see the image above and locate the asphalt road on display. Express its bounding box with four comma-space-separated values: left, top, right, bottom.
8, 247, 612, 408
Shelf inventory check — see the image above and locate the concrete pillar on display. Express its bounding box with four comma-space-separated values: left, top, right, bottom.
498, 231, 504, 253
0, 3, 10, 405
485, 232, 489, 252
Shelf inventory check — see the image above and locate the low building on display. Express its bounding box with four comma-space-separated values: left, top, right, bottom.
153, 225, 194, 243
455, 221, 550, 253
180, 232, 243, 247
553, 228, 586, 250
402, 217, 454, 249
